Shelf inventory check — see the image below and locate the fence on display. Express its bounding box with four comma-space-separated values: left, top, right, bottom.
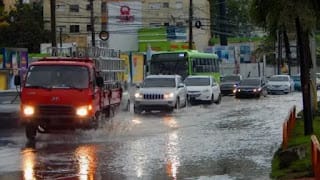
282, 106, 296, 149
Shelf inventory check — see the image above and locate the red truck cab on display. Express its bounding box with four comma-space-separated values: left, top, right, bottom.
15, 55, 120, 141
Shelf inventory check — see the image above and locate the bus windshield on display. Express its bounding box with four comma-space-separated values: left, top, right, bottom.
150, 61, 187, 78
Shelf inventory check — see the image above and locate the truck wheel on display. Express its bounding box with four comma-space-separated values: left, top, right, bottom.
26, 124, 37, 141
93, 112, 104, 129
210, 94, 214, 104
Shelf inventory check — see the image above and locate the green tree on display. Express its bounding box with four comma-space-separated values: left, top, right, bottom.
209, 0, 253, 39
249, 0, 320, 135
0, 2, 50, 53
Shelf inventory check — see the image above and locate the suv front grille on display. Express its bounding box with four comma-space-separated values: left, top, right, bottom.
143, 94, 164, 100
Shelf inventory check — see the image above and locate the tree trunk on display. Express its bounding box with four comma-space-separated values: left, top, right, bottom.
283, 28, 292, 75
295, 17, 313, 135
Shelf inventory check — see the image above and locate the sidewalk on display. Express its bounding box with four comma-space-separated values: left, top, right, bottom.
0, 89, 20, 129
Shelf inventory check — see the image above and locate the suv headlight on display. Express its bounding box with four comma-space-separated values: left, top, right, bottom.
134, 92, 143, 99
164, 92, 174, 99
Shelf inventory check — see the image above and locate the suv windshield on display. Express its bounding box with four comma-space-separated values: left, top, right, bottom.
221, 75, 241, 82
143, 78, 176, 88
25, 65, 89, 89
185, 77, 210, 86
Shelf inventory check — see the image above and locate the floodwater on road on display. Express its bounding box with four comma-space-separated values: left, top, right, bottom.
0, 92, 304, 180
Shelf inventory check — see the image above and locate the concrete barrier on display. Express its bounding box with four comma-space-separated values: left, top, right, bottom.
282, 106, 296, 149
311, 135, 320, 179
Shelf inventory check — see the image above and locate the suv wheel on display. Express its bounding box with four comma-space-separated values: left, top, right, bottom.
215, 94, 222, 104
134, 106, 142, 114
175, 97, 180, 109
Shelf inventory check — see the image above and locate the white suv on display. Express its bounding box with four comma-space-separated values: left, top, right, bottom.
133, 75, 187, 114
184, 75, 221, 105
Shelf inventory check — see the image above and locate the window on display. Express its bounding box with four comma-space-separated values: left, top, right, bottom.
70, 4, 79, 12
101, 2, 107, 13
176, 22, 184, 26
56, 4, 66, 12
163, 2, 169, 8
86, 4, 91, 11
175, 2, 183, 9
87, 25, 92, 32
149, 3, 161, 10
149, 23, 161, 27
192, 58, 218, 73
70, 25, 80, 33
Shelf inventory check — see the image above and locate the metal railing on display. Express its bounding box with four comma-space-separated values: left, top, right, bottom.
46, 47, 120, 58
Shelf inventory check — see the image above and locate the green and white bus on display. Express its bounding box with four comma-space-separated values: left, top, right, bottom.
149, 50, 220, 82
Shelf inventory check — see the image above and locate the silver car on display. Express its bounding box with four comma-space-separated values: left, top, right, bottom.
133, 75, 187, 114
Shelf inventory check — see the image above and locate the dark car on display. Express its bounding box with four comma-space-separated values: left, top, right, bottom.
235, 77, 268, 98
220, 74, 242, 95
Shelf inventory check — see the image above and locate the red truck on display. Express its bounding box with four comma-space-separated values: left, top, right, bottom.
14, 47, 125, 141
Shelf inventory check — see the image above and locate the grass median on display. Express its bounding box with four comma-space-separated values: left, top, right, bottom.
270, 105, 320, 179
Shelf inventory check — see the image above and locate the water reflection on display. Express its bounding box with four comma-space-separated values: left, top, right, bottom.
21, 148, 36, 180
163, 115, 180, 180
75, 145, 98, 180
21, 143, 98, 179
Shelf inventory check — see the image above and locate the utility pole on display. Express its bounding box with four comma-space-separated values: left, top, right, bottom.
277, 29, 282, 74
188, 0, 193, 50
50, 0, 57, 48
218, 0, 227, 45
59, 27, 63, 48
296, 17, 313, 135
90, 0, 95, 47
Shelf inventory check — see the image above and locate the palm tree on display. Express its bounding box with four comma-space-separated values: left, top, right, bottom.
249, 0, 320, 135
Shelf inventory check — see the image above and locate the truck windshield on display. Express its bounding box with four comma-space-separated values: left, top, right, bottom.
143, 78, 176, 88
25, 65, 89, 89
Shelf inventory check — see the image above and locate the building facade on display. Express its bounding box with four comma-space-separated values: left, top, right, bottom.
43, 0, 211, 51
43, 0, 102, 47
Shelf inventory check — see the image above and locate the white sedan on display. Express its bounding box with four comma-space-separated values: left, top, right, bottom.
184, 75, 221, 105
266, 75, 295, 94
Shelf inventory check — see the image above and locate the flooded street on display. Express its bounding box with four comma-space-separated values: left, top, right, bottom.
0, 92, 303, 180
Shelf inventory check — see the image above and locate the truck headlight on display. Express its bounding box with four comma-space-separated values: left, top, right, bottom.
23, 105, 35, 116
76, 106, 90, 117
164, 92, 174, 99
134, 92, 143, 99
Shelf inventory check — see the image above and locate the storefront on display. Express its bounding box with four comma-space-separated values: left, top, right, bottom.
0, 48, 28, 90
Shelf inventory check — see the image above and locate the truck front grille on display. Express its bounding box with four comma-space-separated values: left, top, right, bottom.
38, 105, 75, 116
143, 94, 164, 100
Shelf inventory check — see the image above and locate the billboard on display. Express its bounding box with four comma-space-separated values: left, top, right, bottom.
107, 1, 142, 51
120, 53, 130, 82
131, 53, 144, 84
205, 46, 236, 64
239, 45, 252, 63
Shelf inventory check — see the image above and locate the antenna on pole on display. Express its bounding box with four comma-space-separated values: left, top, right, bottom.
188, 0, 193, 50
